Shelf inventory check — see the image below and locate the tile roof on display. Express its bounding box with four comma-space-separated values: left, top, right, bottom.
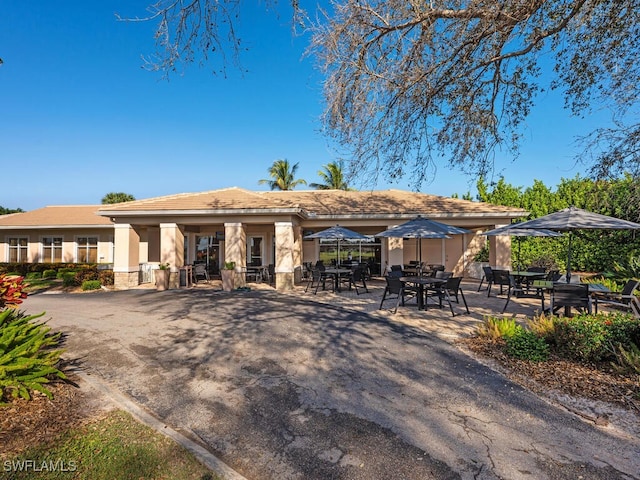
98, 187, 524, 218
0, 188, 525, 228
98, 187, 292, 212
0, 205, 112, 227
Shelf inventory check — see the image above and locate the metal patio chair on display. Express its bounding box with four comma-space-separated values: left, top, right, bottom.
594, 279, 640, 318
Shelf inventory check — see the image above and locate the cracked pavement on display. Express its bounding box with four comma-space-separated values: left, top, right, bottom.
25, 287, 640, 479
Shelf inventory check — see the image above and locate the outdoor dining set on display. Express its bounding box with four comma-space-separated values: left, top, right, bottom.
301, 206, 640, 319
477, 265, 639, 317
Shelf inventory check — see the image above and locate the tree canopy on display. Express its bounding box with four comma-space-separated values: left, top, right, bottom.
0, 206, 23, 215
475, 174, 640, 273
130, 1, 640, 186
101, 192, 136, 204
309, 160, 352, 190
258, 159, 307, 190
310, 0, 640, 187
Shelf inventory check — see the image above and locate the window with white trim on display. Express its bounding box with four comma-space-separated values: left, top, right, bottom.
76, 237, 98, 263
42, 237, 63, 263
7, 237, 28, 262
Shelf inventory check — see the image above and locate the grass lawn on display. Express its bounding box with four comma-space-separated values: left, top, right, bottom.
22, 278, 62, 294
2, 410, 218, 480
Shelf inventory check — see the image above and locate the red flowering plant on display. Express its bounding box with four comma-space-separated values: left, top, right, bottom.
0, 274, 28, 309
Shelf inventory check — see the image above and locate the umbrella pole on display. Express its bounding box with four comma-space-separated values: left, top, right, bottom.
566, 232, 573, 283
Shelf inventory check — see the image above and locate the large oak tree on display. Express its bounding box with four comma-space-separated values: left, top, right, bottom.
128, 1, 640, 185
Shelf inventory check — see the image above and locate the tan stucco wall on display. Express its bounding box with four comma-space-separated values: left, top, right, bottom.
1, 228, 113, 263
386, 237, 404, 271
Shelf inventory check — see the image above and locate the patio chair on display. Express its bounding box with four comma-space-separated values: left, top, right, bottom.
305, 266, 333, 294
490, 269, 523, 314
521, 266, 547, 293
594, 279, 640, 318
551, 283, 592, 315
434, 270, 453, 280
390, 264, 404, 274
425, 276, 469, 316
477, 266, 494, 293
358, 262, 371, 280
545, 270, 562, 282
379, 276, 417, 313
426, 264, 445, 277
302, 262, 313, 282
192, 263, 209, 283
487, 269, 512, 297
341, 266, 369, 295
267, 264, 275, 286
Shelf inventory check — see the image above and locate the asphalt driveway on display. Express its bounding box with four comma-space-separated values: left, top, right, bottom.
24, 288, 640, 480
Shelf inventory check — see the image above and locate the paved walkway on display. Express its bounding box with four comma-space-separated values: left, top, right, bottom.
24, 279, 640, 480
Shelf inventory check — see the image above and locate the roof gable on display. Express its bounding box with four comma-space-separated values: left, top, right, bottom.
0, 205, 113, 227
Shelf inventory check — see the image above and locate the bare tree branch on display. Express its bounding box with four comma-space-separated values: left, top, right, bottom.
309, 0, 640, 188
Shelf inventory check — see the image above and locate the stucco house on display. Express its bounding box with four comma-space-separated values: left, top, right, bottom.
0, 187, 525, 290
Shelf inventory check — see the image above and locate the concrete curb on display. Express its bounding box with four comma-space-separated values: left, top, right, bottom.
76, 371, 247, 480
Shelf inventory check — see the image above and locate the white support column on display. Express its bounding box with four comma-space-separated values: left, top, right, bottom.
383, 222, 405, 273
489, 224, 511, 269
274, 221, 295, 291
292, 225, 303, 283
186, 233, 196, 265
224, 222, 246, 289
113, 224, 141, 290
160, 223, 185, 288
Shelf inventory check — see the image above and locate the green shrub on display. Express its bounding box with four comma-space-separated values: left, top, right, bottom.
553, 314, 608, 362
62, 272, 78, 287
25, 271, 42, 280
81, 280, 102, 291
42, 269, 57, 279
527, 314, 556, 341
505, 330, 550, 361
0, 309, 66, 403
608, 254, 640, 281
99, 269, 114, 286
612, 342, 640, 374
56, 268, 76, 279
604, 312, 640, 349
473, 243, 490, 262
74, 269, 98, 284
476, 316, 522, 341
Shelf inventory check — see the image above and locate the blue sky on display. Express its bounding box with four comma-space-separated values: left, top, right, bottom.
1, 2, 610, 211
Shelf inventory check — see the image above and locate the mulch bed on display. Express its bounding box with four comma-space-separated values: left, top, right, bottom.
458, 336, 640, 415
0, 375, 112, 460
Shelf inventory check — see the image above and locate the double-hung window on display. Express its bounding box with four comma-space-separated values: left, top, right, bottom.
7, 237, 28, 262
76, 237, 98, 263
42, 237, 63, 263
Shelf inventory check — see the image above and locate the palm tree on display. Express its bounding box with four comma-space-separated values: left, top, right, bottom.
101, 192, 136, 204
258, 159, 307, 190
309, 160, 352, 190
